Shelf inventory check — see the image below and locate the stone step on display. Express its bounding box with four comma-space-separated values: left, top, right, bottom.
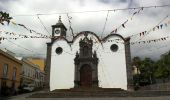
29, 88, 128, 98
52, 88, 124, 92
28, 89, 170, 98
29, 92, 128, 98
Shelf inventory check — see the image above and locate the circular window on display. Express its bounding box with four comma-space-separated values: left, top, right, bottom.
56, 47, 63, 54
110, 44, 118, 52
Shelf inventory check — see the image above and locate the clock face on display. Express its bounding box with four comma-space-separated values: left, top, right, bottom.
54, 28, 61, 34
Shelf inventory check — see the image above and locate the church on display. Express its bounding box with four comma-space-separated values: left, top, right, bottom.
45, 17, 133, 91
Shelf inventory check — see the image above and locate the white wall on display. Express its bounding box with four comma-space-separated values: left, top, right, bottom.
50, 33, 127, 91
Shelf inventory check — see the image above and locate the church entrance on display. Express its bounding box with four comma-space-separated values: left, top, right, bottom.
74, 35, 99, 88
80, 64, 92, 87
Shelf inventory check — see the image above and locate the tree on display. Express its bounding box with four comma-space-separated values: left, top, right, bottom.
132, 57, 156, 86
154, 51, 170, 82
0, 11, 12, 25
132, 57, 141, 88
132, 57, 141, 67
139, 58, 155, 85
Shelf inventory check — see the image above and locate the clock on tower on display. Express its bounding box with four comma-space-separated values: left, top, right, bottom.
54, 28, 61, 35
52, 16, 67, 39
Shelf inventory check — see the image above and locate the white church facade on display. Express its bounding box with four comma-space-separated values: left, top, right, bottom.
45, 17, 133, 91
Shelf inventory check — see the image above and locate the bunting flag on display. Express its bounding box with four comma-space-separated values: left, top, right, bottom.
111, 28, 117, 33
122, 20, 128, 28
122, 23, 125, 28
11, 21, 17, 25
115, 29, 117, 33
160, 24, 163, 29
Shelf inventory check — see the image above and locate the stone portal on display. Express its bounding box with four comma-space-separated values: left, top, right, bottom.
74, 34, 99, 88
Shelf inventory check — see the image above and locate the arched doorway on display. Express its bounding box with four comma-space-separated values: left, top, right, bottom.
80, 64, 92, 87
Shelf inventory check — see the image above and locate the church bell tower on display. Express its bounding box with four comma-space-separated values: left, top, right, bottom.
51, 16, 67, 40
45, 16, 67, 90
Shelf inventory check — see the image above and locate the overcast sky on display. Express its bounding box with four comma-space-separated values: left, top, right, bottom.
0, 0, 170, 60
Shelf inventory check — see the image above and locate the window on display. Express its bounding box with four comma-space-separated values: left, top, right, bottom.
2, 81, 7, 87
12, 67, 17, 80
110, 44, 118, 52
56, 47, 63, 54
3, 64, 8, 78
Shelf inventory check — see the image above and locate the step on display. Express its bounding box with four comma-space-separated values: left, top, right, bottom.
28, 90, 170, 98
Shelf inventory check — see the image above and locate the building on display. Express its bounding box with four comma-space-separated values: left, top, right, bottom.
27, 58, 45, 71
0, 49, 22, 95
34, 65, 45, 88
21, 58, 45, 89
45, 17, 133, 91
21, 58, 36, 87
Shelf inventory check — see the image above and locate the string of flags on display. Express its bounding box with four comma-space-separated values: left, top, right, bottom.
131, 36, 169, 45
129, 12, 170, 39
0, 30, 72, 43
10, 20, 49, 37
110, 8, 143, 34
0, 11, 50, 41
136, 20, 170, 37
1, 29, 169, 45
0, 30, 50, 43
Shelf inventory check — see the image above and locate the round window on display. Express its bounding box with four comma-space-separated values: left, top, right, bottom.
56, 47, 63, 54
110, 44, 118, 52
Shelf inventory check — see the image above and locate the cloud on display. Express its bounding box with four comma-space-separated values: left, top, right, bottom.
0, 0, 15, 3
0, 0, 170, 60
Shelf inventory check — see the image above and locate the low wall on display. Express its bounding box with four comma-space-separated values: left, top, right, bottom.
139, 82, 170, 91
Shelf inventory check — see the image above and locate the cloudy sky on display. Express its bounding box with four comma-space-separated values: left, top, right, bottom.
0, 0, 170, 60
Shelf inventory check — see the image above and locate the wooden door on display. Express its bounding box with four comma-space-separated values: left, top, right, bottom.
80, 65, 92, 87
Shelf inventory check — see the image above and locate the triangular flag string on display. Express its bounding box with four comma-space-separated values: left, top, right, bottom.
131, 36, 169, 45
110, 8, 142, 34
10, 20, 49, 37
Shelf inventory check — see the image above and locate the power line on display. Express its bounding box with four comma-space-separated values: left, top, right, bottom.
36, 14, 51, 35
67, 13, 74, 38
6, 39, 37, 53
11, 5, 170, 17
101, 11, 109, 38
5, 38, 74, 56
